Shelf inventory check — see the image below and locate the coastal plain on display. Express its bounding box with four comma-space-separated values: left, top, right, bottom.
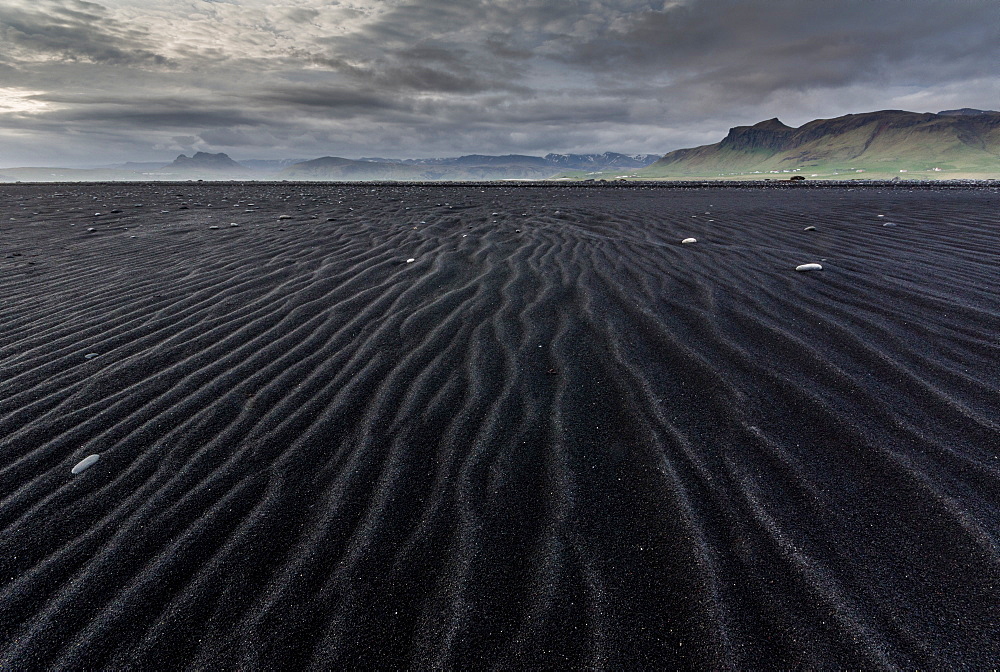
1, 182, 998, 668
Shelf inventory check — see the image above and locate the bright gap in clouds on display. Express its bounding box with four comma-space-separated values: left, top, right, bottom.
0, 88, 51, 114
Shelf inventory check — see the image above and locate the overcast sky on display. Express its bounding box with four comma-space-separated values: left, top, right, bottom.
0, 0, 997, 166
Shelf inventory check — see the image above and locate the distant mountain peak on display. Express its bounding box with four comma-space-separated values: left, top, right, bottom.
750, 118, 793, 131
170, 152, 247, 170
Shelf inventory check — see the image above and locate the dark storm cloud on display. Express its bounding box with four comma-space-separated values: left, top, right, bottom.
198, 127, 277, 147
0, 0, 997, 166
561, 0, 1000, 93
249, 84, 407, 114
303, 53, 524, 96
46, 106, 262, 129
0, 0, 168, 66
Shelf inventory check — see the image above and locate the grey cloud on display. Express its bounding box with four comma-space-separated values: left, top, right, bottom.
250, 84, 406, 114
21, 91, 268, 130
562, 0, 1000, 88
484, 35, 535, 60
0, 0, 998, 167
278, 8, 320, 25
171, 135, 199, 150
198, 127, 279, 147
0, 0, 169, 66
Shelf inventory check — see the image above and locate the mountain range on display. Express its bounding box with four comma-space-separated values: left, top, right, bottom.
1, 110, 997, 182
638, 109, 1000, 179
0, 151, 658, 182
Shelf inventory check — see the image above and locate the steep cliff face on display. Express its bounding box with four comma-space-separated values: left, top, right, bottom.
718, 118, 795, 152
644, 109, 1000, 177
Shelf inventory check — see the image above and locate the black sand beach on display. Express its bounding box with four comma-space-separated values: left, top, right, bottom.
1, 182, 998, 668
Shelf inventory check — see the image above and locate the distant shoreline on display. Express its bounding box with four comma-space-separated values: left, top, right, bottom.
1, 178, 998, 188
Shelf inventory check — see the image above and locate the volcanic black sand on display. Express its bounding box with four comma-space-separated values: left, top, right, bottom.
1, 182, 998, 669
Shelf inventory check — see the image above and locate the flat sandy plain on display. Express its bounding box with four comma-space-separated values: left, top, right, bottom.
1, 182, 998, 668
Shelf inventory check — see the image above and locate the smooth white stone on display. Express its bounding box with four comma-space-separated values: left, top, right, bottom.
803, 226, 816, 231
795, 263, 823, 272
71, 454, 100, 474
681, 237, 697, 244
406, 258, 415, 263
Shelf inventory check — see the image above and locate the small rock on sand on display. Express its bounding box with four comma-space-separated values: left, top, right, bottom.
681, 238, 697, 244
71, 454, 100, 474
278, 215, 292, 220
803, 226, 816, 231
406, 258, 416, 263
795, 263, 823, 272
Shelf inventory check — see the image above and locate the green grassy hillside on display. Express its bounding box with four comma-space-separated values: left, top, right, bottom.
638, 110, 1000, 180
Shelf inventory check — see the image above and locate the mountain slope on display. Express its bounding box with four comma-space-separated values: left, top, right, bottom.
641, 110, 1000, 179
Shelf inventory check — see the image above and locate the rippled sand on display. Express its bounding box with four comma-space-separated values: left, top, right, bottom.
1, 182, 998, 668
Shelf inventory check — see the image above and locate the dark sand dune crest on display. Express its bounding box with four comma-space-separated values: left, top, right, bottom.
1, 183, 999, 668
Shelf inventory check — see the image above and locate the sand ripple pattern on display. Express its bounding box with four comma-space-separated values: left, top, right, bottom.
1, 183, 999, 668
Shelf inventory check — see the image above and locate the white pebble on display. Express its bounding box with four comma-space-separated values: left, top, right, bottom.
406, 258, 415, 263
277, 214, 292, 220
795, 263, 823, 272
803, 226, 816, 231
71, 454, 100, 474
681, 237, 697, 244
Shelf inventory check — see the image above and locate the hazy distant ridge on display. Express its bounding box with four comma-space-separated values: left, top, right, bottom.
0, 151, 659, 182
247, 152, 660, 181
